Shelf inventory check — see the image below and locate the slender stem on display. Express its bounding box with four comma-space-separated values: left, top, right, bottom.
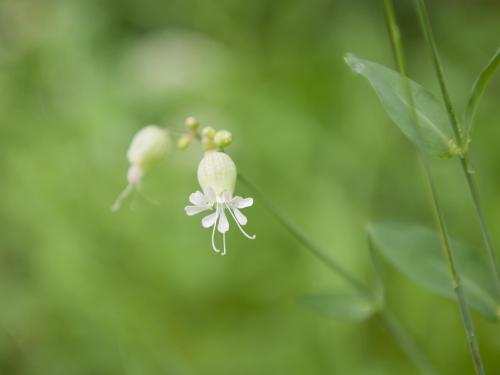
378, 311, 439, 375
415, 0, 500, 298
238, 173, 439, 375
460, 155, 500, 296
423, 163, 485, 375
414, 0, 462, 146
237, 174, 366, 294
384, 1, 485, 374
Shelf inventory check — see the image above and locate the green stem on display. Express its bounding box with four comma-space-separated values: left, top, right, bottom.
237, 174, 366, 294
460, 155, 500, 296
423, 162, 485, 375
238, 173, 438, 375
385, 1, 485, 374
378, 311, 439, 375
415, 0, 500, 299
414, 0, 462, 145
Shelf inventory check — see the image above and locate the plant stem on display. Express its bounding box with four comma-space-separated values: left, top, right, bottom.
460, 155, 500, 296
238, 173, 439, 375
237, 174, 366, 294
414, 0, 462, 145
378, 311, 439, 375
415, 0, 500, 298
384, 1, 485, 374
422, 162, 485, 375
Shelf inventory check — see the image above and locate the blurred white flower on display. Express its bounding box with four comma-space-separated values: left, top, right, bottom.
185, 151, 255, 255
126, 125, 171, 176
112, 125, 170, 211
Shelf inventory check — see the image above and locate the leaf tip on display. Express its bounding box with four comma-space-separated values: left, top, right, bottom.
344, 53, 364, 74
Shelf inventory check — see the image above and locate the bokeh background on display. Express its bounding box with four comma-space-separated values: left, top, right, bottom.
1, 0, 499, 373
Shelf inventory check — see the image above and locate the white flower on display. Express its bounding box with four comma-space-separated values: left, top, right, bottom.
127, 125, 171, 174
185, 151, 255, 255
112, 125, 171, 212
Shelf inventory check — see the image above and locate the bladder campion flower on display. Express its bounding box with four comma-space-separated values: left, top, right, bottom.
112, 125, 171, 211
185, 151, 255, 255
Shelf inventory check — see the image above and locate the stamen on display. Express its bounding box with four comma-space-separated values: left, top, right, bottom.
111, 184, 134, 212
225, 203, 256, 240
221, 232, 227, 256
137, 190, 160, 206
211, 205, 221, 253
129, 188, 140, 211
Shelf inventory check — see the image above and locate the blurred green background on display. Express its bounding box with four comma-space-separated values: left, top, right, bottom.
1, 0, 499, 373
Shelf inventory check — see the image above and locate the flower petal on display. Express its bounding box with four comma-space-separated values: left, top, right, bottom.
222, 191, 232, 203
232, 208, 248, 225
185, 205, 211, 216
204, 187, 216, 204
202, 210, 219, 228
231, 196, 253, 209
189, 191, 206, 205
217, 207, 229, 233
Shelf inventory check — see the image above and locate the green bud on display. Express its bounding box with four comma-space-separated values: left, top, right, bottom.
202, 136, 217, 151
214, 130, 233, 148
177, 133, 193, 150
185, 116, 199, 130
201, 126, 216, 139
197, 151, 237, 196
448, 139, 463, 158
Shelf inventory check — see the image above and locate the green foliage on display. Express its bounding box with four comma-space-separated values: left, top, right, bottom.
345, 54, 455, 158
368, 222, 499, 321
1, 0, 500, 373
464, 48, 500, 137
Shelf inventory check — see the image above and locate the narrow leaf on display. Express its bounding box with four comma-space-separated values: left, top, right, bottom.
368, 237, 386, 307
300, 292, 378, 322
345, 54, 455, 158
368, 222, 499, 321
464, 48, 500, 137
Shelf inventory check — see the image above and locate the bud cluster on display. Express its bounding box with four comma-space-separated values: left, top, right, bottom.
176, 116, 233, 152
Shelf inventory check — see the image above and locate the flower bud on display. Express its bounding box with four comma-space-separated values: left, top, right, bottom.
197, 151, 236, 196
202, 137, 217, 151
177, 133, 193, 150
201, 126, 216, 139
127, 125, 171, 173
201, 126, 217, 151
185, 116, 199, 130
214, 130, 232, 148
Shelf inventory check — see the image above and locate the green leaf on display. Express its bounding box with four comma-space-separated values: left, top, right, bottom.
345, 54, 455, 158
368, 222, 499, 321
300, 292, 379, 322
464, 48, 500, 138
